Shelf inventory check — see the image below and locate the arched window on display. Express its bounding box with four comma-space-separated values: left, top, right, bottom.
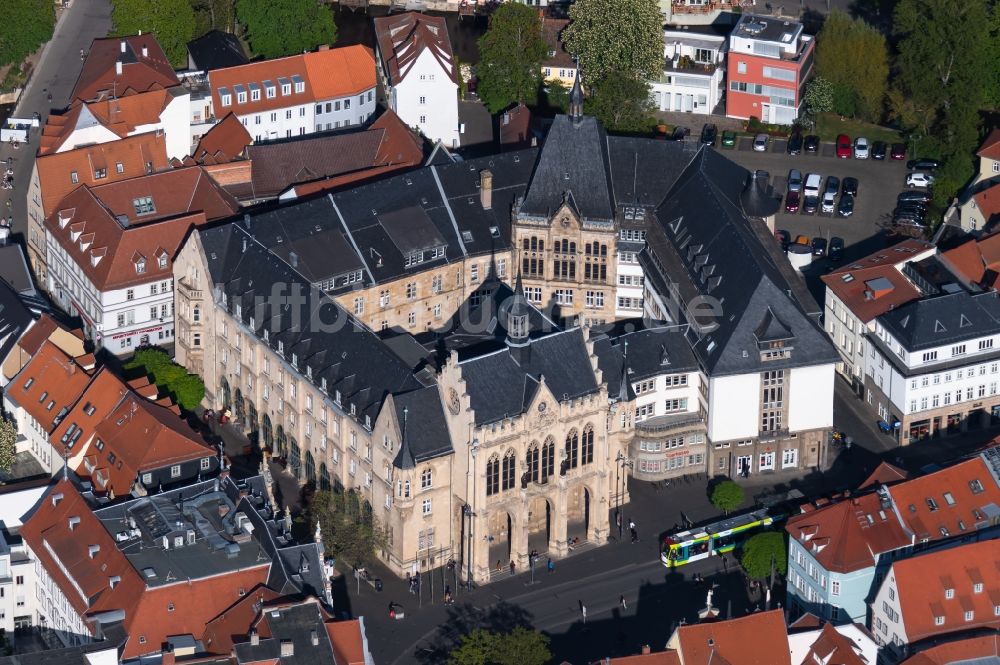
486, 455, 500, 496
319, 463, 330, 491
276, 425, 286, 456
522, 238, 530, 251
219, 378, 231, 411
262, 414, 273, 448
582, 426, 594, 465
501, 450, 516, 491
541, 438, 555, 481
421, 467, 433, 490
600, 244, 608, 257
565, 430, 579, 469
404, 479, 411, 498
526, 443, 539, 483
305, 451, 315, 483
290, 438, 301, 479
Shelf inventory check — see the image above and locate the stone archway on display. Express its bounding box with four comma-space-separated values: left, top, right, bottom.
487, 510, 514, 573
527, 495, 552, 554
566, 484, 593, 545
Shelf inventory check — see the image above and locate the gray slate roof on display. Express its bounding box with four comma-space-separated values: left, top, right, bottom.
0, 278, 34, 364
878, 290, 1000, 352
519, 115, 615, 221
458, 327, 598, 426
393, 386, 451, 469
235, 600, 336, 665
0, 244, 37, 296
591, 322, 699, 400
187, 30, 249, 71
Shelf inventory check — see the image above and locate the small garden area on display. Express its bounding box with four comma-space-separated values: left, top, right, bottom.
124, 347, 205, 412
814, 113, 902, 144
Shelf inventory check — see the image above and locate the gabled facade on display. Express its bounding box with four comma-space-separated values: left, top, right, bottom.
725, 13, 815, 125
374, 12, 460, 147
651, 27, 727, 115
207, 45, 377, 143
541, 19, 577, 88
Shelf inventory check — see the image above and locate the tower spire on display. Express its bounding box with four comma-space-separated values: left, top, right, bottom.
569, 57, 584, 124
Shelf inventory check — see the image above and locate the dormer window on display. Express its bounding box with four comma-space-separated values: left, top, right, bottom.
70, 171, 79, 184
291, 353, 298, 367
249, 83, 260, 101
135, 256, 146, 274
235, 84, 247, 103
277, 340, 284, 355
219, 87, 231, 106
292, 75, 304, 93
157, 250, 168, 269
264, 80, 275, 98
279, 77, 291, 95
945, 588, 955, 599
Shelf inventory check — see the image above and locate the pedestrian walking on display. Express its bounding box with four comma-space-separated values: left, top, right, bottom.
630, 526, 638, 543
620, 594, 627, 610
629, 519, 635, 531
581, 604, 587, 623
495, 560, 502, 574
509, 560, 515, 577
547, 558, 554, 574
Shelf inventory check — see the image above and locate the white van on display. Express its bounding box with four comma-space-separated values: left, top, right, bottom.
804, 173, 823, 196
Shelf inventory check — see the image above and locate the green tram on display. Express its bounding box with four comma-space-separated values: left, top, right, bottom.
661, 508, 775, 568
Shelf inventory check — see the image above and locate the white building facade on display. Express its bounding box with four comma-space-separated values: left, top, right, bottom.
650, 29, 726, 114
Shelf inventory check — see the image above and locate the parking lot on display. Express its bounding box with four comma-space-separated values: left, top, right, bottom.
720, 136, 911, 268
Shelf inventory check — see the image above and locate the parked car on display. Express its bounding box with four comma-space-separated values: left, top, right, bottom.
700, 123, 718, 146
775, 229, 791, 249
753, 134, 769, 152
721, 130, 737, 148
890, 143, 906, 160
829, 237, 844, 262
841, 177, 859, 197
871, 141, 887, 160
854, 137, 870, 159
670, 126, 689, 141
894, 212, 925, 227
906, 172, 935, 188
787, 132, 803, 155
804, 135, 820, 153
898, 190, 932, 204
803, 195, 819, 214
895, 201, 928, 214
803, 173, 823, 196
822, 190, 837, 213
838, 193, 855, 217
787, 169, 803, 193
836, 134, 852, 158
824, 176, 840, 196
794, 234, 810, 246
893, 208, 926, 223
812, 237, 827, 256
907, 157, 942, 171
785, 190, 800, 213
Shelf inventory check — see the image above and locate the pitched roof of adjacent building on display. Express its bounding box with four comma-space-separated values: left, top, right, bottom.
0, 244, 38, 296
901, 634, 1000, 665
941, 231, 1000, 292
878, 290, 1000, 352
822, 240, 935, 323
74, 35, 180, 102
0, 279, 34, 362
208, 45, 376, 117
597, 651, 681, 665
592, 322, 699, 402
186, 112, 252, 165
671, 609, 791, 665
971, 185, 1000, 230
977, 128, 1000, 162
8, 341, 93, 432
373, 12, 457, 85
793, 623, 869, 665
236, 599, 348, 665
542, 19, 575, 70
34, 130, 170, 215
890, 539, 1000, 643
857, 461, 909, 490
392, 386, 451, 469
46, 167, 239, 291
187, 30, 249, 71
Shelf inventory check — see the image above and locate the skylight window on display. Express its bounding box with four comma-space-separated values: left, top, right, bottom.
133, 196, 155, 216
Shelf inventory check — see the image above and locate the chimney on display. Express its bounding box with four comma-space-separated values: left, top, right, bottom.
641, 645, 651, 655
310, 630, 318, 646
161, 650, 175, 665
250, 630, 259, 646
280, 640, 294, 657
120, 40, 126, 53
479, 169, 493, 210
142, 46, 148, 58
115, 61, 123, 75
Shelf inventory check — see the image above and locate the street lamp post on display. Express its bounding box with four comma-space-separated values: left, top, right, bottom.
466, 438, 479, 590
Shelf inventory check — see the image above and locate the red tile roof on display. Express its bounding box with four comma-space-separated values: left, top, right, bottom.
857, 461, 909, 491
15, 314, 83, 356
595, 652, 681, 665
202, 586, 282, 655
971, 185, 1000, 231
901, 634, 1000, 665
39, 102, 124, 155
326, 619, 368, 665
46, 167, 239, 291
374, 13, 457, 85
188, 113, 252, 164
797, 623, 867, 665
208, 45, 375, 118
542, 19, 575, 70
890, 540, 1000, 643
672, 610, 791, 665
34, 131, 169, 217
821, 239, 935, 324
499, 103, 532, 146
977, 128, 1000, 161
74, 35, 180, 102
10, 341, 93, 432
20, 480, 146, 621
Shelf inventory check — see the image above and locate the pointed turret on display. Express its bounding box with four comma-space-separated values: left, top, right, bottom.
506, 272, 531, 365
393, 406, 416, 469
569, 58, 584, 124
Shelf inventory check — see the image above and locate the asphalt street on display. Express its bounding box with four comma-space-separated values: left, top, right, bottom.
2, 0, 112, 245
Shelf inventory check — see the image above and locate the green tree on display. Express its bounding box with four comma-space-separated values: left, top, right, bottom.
803, 76, 834, 118
476, 3, 547, 114
564, 0, 663, 83
449, 627, 551, 665
0, 0, 55, 68
311, 490, 387, 566
892, 0, 993, 201
584, 72, 654, 133
0, 418, 16, 473
740, 531, 787, 580
190, 0, 236, 35
710, 480, 744, 515
170, 373, 207, 412
125, 347, 205, 412
235, 0, 336, 59
542, 81, 570, 113
112, 0, 197, 67
814, 11, 889, 121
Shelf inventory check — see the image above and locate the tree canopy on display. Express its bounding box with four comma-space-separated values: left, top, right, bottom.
0, 417, 16, 473
235, 0, 336, 59
0, 0, 55, 69
891, 0, 994, 202
584, 71, 654, 133
449, 626, 551, 665
310, 490, 387, 566
125, 347, 205, 412
803, 77, 834, 118
564, 0, 663, 83
740, 531, 787, 580
814, 11, 888, 121
710, 480, 745, 515
476, 3, 547, 114
112, 0, 197, 67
